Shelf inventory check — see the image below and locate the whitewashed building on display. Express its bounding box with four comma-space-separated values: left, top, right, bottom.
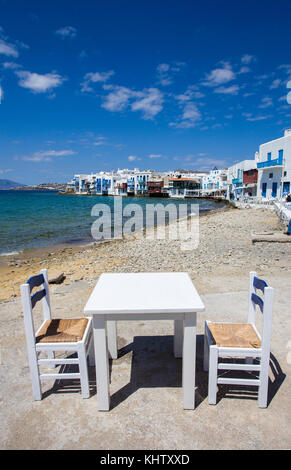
227, 159, 257, 200
134, 170, 154, 194
256, 129, 291, 199
202, 167, 228, 195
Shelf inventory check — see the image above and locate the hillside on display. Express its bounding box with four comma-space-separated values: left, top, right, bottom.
0, 179, 25, 190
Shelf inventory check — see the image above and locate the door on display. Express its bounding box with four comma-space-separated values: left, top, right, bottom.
283, 182, 290, 194
262, 183, 267, 198
272, 182, 277, 198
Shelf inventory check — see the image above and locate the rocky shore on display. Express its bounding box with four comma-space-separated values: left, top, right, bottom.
0, 205, 289, 302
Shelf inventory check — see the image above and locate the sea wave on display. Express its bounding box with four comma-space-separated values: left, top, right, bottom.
0, 251, 21, 256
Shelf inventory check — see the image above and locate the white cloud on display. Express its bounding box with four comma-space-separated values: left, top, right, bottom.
182, 102, 201, 121
259, 96, 273, 108
239, 66, 251, 74
149, 154, 162, 158
81, 71, 115, 92
22, 149, 76, 162
170, 87, 203, 129
93, 137, 108, 146
170, 102, 201, 129
0, 39, 18, 57
156, 62, 185, 86
102, 85, 133, 112
243, 113, 272, 122
16, 70, 66, 93
277, 64, 291, 74
175, 87, 204, 101
270, 79, 281, 89
203, 65, 235, 87
157, 63, 172, 86
214, 85, 240, 95
157, 63, 170, 73
241, 54, 256, 65
102, 86, 163, 120
2, 61, 20, 69
0, 85, 3, 103
37, 150, 75, 157
195, 157, 228, 170
55, 26, 77, 38
131, 88, 163, 120
128, 155, 140, 162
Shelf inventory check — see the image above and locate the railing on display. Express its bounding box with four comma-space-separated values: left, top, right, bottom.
257, 156, 283, 168
232, 178, 243, 185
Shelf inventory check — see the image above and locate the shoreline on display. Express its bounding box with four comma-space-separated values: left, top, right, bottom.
0, 201, 230, 260
0, 205, 288, 303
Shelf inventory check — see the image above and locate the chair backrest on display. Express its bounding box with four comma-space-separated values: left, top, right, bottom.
248, 271, 274, 355
21, 269, 51, 347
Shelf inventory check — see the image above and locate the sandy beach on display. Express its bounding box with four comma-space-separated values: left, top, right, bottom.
1, 206, 290, 449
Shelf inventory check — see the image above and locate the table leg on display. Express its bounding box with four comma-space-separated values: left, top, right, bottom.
107, 320, 118, 359
93, 315, 110, 411
174, 319, 183, 358
182, 312, 197, 410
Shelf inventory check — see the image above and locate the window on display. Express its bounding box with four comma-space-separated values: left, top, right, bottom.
284, 171, 287, 177
267, 152, 272, 161
269, 173, 273, 179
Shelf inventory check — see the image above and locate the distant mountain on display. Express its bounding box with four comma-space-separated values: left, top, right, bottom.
0, 179, 26, 190
12, 182, 67, 191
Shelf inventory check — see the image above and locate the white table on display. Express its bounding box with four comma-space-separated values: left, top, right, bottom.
84, 272, 205, 411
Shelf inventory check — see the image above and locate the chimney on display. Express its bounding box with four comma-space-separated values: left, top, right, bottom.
284, 129, 291, 137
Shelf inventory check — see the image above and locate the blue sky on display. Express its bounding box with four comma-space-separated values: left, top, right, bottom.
0, 0, 291, 184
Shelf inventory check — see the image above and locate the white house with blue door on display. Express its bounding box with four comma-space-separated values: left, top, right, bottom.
256, 129, 291, 200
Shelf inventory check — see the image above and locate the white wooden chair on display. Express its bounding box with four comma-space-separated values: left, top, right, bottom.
21, 269, 94, 400
204, 272, 274, 408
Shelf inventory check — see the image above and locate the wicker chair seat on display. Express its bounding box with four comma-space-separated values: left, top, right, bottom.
36, 318, 88, 343
208, 322, 261, 348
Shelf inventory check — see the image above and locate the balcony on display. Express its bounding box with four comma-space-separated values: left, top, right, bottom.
232, 177, 243, 185
257, 155, 283, 169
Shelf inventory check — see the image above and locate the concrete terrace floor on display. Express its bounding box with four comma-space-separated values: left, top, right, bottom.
0, 276, 290, 450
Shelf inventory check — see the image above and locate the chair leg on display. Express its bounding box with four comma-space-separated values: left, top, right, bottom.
78, 344, 90, 399
31, 372, 42, 400
26, 347, 42, 400
258, 355, 270, 408
208, 346, 218, 405
203, 323, 209, 372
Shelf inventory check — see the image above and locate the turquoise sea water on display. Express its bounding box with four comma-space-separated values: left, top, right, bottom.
0, 190, 226, 255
